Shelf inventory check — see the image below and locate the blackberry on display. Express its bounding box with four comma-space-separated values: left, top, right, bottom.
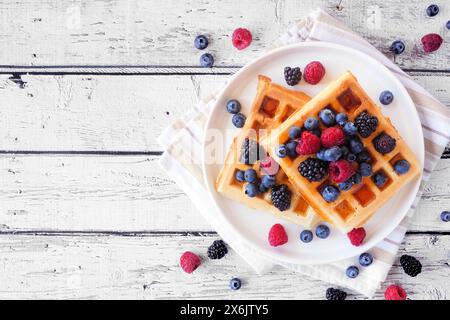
326, 288, 347, 300
373, 133, 396, 154
354, 111, 378, 138
284, 66, 302, 86
400, 254, 422, 277
207, 240, 228, 260
298, 158, 328, 182
240, 138, 262, 164
271, 184, 291, 211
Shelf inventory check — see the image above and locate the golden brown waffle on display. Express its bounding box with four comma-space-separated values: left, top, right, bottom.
216, 75, 320, 228
264, 71, 421, 233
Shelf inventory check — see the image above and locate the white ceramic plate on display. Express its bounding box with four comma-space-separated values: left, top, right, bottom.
202, 42, 424, 265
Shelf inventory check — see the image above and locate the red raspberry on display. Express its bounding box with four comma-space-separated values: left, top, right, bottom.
384, 285, 407, 300
421, 33, 443, 53
268, 223, 288, 247
347, 227, 366, 246
296, 131, 321, 155
321, 127, 345, 148
260, 156, 280, 175
303, 61, 326, 85
232, 28, 252, 50
329, 160, 355, 183
180, 251, 201, 274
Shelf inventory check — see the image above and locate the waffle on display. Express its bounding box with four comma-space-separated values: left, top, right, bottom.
263, 71, 421, 233
216, 75, 320, 228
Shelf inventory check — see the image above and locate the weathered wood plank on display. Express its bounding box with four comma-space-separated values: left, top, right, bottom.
0, 233, 447, 299
0, 73, 448, 152
0, 0, 447, 69
0, 155, 448, 232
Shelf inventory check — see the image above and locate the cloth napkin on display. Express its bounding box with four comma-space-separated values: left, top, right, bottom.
158, 8, 450, 297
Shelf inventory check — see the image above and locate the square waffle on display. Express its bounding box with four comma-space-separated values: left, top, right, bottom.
216, 75, 320, 228
263, 71, 421, 233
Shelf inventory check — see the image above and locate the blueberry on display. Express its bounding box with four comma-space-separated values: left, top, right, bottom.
276, 144, 287, 158
440, 211, 450, 222
426, 4, 439, 17
349, 137, 363, 154
360, 162, 372, 177
352, 172, 362, 185
359, 252, 373, 267
394, 160, 410, 175
316, 149, 327, 161
289, 126, 302, 139
447, 20, 450, 30
379, 90, 394, 105
226, 99, 241, 114
389, 40, 405, 55
346, 266, 359, 278
235, 170, 245, 182
229, 278, 242, 290
336, 113, 348, 126
315, 224, 330, 239
262, 175, 276, 188
300, 230, 313, 243
200, 53, 214, 67
244, 169, 257, 183
373, 171, 388, 188
258, 182, 268, 194
285, 140, 298, 157
304, 117, 320, 131
356, 149, 371, 163
321, 185, 340, 202
323, 146, 342, 162
340, 145, 350, 156
194, 35, 208, 50
338, 180, 353, 191
244, 183, 258, 197
319, 108, 336, 127
346, 153, 357, 162
232, 113, 246, 128
343, 122, 358, 136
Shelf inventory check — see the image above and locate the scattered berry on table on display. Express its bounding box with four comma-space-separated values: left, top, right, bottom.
360, 162, 372, 177
322, 146, 342, 162
349, 137, 364, 154
276, 144, 288, 158
285, 140, 298, 157
200, 53, 214, 67
271, 184, 292, 211
296, 131, 321, 155
321, 185, 340, 202
338, 179, 353, 191
315, 224, 330, 239
300, 230, 313, 243
384, 285, 407, 300
343, 121, 358, 136
288, 126, 302, 139
229, 278, 242, 290
326, 288, 347, 300
207, 240, 228, 260
441, 211, 450, 222
379, 90, 394, 105
356, 149, 371, 163
298, 158, 328, 182
400, 254, 422, 277
447, 20, 450, 29
304, 116, 320, 131
180, 251, 201, 274
346, 152, 357, 162
262, 175, 276, 188
351, 172, 362, 185
389, 40, 405, 55
226, 99, 241, 114
421, 33, 443, 53
346, 266, 359, 278
329, 159, 355, 183
194, 35, 208, 50
235, 170, 245, 182
284, 66, 302, 86
373, 132, 396, 154
268, 223, 288, 247
319, 108, 336, 127
304, 61, 326, 84
336, 113, 348, 126
394, 159, 410, 174
355, 111, 378, 138
232, 113, 246, 128
426, 4, 439, 17
347, 227, 366, 246
244, 183, 258, 197
232, 28, 252, 50
372, 171, 388, 188
244, 168, 257, 183
359, 252, 374, 267
260, 156, 279, 175
321, 127, 345, 148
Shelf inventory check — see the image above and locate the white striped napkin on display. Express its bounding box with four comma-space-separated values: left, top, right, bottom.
158, 8, 450, 297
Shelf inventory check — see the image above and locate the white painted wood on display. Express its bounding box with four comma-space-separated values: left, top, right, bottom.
0, 73, 448, 151
0, 0, 448, 69
0, 233, 447, 299
0, 154, 448, 232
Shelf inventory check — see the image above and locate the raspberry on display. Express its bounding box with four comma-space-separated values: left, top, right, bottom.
347, 227, 366, 246
421, 33, 443, 53
180, 251, 201, 274
232, 28, 252, 50
303, 61, 325, 85
321, 127, 345, 148
296, 131, 321, 155
268, 223, 288, 247
384, 285, 407, 300
260, 156, 280, 175
328, 160, 355, 183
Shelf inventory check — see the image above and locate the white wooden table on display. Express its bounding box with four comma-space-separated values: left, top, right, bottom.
0, 0, 448, 299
